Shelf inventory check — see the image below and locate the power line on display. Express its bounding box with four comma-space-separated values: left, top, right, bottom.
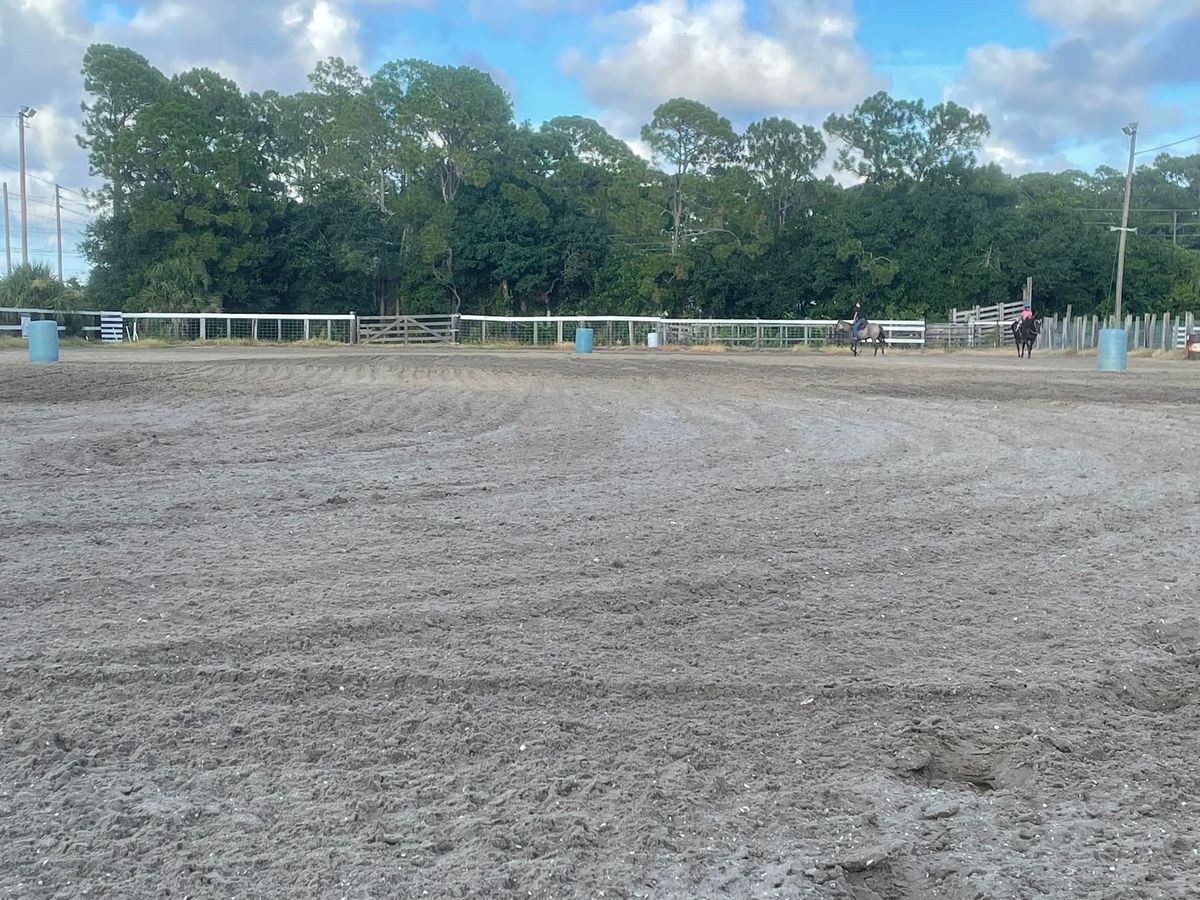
0, 161, 90, 198
1135, 132, 1200, 156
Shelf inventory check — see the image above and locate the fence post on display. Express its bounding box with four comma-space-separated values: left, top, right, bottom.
557, 319, 563, 344
252, 319, 258, 341
303, 318, 310, 341
199, 317, 206, 341
1162, 312, 1169, 349
533, 320, 538, 345
628, 320, 635, 346
226, 317, 231, 339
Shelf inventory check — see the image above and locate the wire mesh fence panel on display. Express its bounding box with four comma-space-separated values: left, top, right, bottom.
459, 316, 662, 348
120, 315, 355, 343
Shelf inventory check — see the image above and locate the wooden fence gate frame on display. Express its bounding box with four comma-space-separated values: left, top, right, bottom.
356, 315, 458, 345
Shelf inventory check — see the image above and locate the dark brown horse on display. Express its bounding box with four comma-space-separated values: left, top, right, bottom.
1011, 317, 1040, 358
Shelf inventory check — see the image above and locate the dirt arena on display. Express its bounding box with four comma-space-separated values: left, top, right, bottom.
2, 346, 1199, 899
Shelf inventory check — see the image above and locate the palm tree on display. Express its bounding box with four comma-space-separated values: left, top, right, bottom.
0, 263, 83, 311
129, 257, 221, 313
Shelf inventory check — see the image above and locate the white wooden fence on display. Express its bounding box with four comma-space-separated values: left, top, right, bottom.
4, 306, 1196, 353
122, 312, 356, 343
1, 307, 356, 344
949, 301, 1025, 325
458, 315, 926, 348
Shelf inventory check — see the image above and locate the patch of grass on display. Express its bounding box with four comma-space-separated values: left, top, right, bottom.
1128, 348, 1185, 360
659, 342, 728, 353
0, 335, 95, 349
791, 342, 846, 354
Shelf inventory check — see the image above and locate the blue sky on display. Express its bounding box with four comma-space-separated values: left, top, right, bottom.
3, 0, 1200, 278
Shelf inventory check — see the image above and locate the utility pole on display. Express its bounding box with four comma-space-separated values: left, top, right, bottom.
17, 107, 36, 266
54, 184, 63, 281
2, 182, 11, 275
1113, 122, 1138, 322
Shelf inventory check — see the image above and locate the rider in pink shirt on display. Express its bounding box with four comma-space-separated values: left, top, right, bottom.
1020, 304, 1033, 321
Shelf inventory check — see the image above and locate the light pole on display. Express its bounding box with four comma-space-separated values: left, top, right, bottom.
1100, 122, 1137, 371
1113, 122, 1138, 322
17, 106, 36, 266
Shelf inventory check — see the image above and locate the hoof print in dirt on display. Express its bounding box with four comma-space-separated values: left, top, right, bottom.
920, 800, 960, 820
1104, 661, 1194, 712
1139, 616, 1200, 658
812, 840, 911, 900
890, 723, 1035, 792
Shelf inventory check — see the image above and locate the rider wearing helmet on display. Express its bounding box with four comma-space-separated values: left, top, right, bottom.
1020, 301, 1033, 321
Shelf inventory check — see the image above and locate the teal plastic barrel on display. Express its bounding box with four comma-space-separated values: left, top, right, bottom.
1097, 328, 1127, 372
575, 327, 594, 354
28, 320, 60, 364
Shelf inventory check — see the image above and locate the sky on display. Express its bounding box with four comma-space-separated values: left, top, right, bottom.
2, 0, 1200, 278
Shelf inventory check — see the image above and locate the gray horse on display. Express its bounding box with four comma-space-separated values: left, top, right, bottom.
835, 319, 888, 356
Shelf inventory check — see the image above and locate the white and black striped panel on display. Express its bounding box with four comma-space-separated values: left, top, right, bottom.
100, 312, 123, 343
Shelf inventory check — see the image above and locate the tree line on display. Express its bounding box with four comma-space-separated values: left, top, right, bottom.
7, 43, 1198, 320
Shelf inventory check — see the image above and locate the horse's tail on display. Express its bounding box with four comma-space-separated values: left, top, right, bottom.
879, 326, 888, 346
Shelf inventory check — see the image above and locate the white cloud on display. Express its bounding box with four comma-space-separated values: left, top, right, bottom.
1025, 0, 1197, 29
950, 0, 1200, 169
289, 0, 362, 68
0, 0, 420, 275
0, 0, 399, 195
560, 0, 882, 124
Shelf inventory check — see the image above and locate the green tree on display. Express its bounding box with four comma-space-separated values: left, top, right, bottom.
641, 98, 740, 254
0, 263, 83, 310
127, 256, 220, 312
744, 117, 826, 230
824, 91, 989, 184
377, 60, 514, 205
78, 44, 168, 207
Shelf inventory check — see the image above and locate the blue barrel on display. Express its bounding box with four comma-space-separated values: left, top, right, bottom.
575, 327, 594, 354
28, 320, 60, 364
1097, 328, 1127, 372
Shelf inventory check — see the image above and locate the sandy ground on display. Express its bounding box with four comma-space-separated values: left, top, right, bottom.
2, 345, 1199, 900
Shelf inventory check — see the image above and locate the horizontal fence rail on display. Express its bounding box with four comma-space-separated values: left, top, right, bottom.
459, 315, 927, 348
949, 301, 1026, 325
458, 315, 660, 347
122, 312, 356, 344
0, 308, 356, 344
2, 307, 1196, 352
657, 318, 926, 348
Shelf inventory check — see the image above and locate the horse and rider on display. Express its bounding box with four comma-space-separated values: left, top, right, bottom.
1011, 301, 1041, 358
836, 301, 888, 356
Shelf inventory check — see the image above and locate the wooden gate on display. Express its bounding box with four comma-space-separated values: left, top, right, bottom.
357, 315, 457, 345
